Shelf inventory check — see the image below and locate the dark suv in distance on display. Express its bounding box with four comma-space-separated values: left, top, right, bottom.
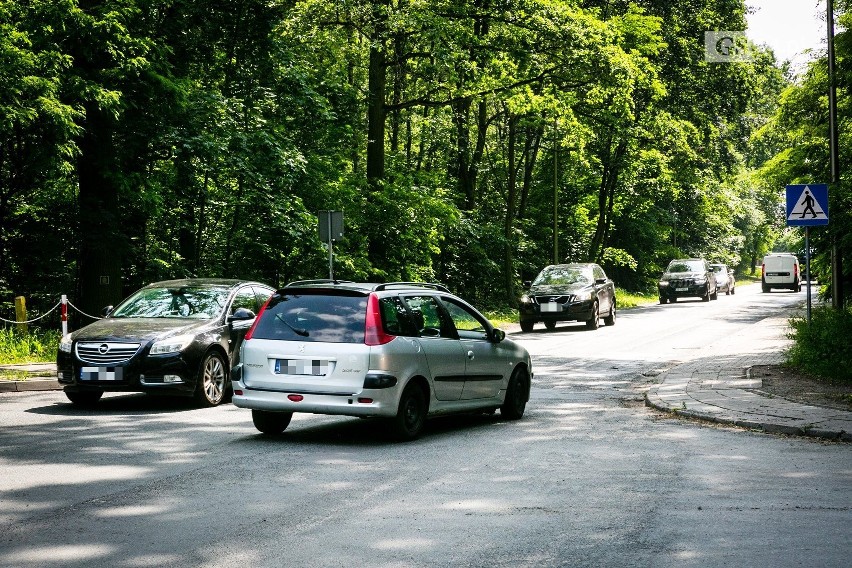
658, 259, 717, 303
518, 263, 616, 332
57, 279, 275, 407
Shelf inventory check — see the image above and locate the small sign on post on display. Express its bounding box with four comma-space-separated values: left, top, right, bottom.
317, 210, 344, 280
786, 184, 830, 325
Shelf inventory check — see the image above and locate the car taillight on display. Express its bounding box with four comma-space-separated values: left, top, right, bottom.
794, 263, 798, 277
761, 263, 765, 277
364, 293, 396, 346
244, 296, 273, 341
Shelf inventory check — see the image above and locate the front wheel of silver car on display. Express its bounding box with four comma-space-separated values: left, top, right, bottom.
603, 301, 616, 326
520, 320, 534, 333
194, 351, 227, 407
500, 368, 529, 420
391, 382, 427, 441
252, 410, 293, 434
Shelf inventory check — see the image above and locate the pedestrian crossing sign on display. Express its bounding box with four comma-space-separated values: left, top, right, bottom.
786, 184, 829, 226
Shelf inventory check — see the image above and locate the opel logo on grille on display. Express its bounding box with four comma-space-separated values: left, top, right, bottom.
98, 343, 110, 355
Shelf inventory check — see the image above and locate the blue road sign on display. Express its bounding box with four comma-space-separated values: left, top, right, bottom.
786, 184, 829, 226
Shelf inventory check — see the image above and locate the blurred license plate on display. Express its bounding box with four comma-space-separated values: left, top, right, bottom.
275, 359, 328, 376
540, 303, 559, 312
80, 367, 122, 381
676, 288, 688, 292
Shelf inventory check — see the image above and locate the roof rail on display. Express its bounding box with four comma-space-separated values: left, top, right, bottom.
284, 279, 354, 287
374, 282, 450, 292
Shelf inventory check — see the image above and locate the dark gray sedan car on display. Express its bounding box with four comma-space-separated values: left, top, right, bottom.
518, 263, 616, 332
57, 279, 274, 407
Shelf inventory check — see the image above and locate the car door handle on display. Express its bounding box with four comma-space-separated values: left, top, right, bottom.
467, 350, 474, 360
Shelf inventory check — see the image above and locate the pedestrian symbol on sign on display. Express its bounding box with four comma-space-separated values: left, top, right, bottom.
787, 185, 828, 224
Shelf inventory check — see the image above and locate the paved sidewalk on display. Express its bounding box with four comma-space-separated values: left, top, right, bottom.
645, 315, 852, 442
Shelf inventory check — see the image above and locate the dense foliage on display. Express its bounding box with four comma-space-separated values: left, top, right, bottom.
0, 0, 820, 327
787, 307, 852, 383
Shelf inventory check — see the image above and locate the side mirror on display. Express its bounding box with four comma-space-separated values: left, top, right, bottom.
228, 307, 256, 323
595, 278, 607, 285
523, 280, 532, 289
490, 328, 506, 343
103, 305, 113, 317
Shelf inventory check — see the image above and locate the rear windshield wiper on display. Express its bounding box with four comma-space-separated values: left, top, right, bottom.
276, 313, 309, 337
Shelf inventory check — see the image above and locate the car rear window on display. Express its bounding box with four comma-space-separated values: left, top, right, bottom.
251, 292, 368, 343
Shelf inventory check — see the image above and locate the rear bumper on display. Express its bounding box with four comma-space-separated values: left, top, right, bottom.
232, 379, 400, 418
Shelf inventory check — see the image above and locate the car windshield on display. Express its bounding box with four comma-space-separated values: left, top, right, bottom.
532, 266, 591, 286
251, 292, 368, 343
711, 265, 726, 272
667, 260, 705, 273
110, 286, 230, 319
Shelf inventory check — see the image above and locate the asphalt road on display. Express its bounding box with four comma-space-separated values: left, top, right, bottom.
0, 283, 850, 568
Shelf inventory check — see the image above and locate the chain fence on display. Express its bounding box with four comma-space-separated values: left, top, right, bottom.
0, 298, 103, 329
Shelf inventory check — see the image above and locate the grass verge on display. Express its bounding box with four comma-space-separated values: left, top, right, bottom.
787, 306, 852, 383
0, 327, 61, 365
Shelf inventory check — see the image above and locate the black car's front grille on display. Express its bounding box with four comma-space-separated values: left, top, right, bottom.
76, 342, 142, 365
533, 295, 573, 304
667, 279, 697, 288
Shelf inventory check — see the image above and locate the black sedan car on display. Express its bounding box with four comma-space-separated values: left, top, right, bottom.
57, 279, 275, 407
518, 263, 616, 332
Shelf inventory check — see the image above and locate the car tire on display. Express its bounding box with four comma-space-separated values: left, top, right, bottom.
585, 302, 599, 330
500, 367, 529, 420
659, 297, 667, 304
725, 287, 730, 295
65, 389, 103, 406
544, 320, 556, 331
671, 297, 678, 303
711, 289, 718, 300
702, 288, 710, 302
520, 320, 534, 333
762, 284, 769, 293
731, 286, 735, 295
603, 301, 616, 326
193, 351, 228, 407
391, 381, 427, 441
252, 410, 292, 434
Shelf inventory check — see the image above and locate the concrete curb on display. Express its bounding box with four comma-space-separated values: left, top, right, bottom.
645, 365, 851, 443
0, 378, 63, 392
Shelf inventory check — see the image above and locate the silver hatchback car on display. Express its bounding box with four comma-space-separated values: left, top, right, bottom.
231, 281, 532, 440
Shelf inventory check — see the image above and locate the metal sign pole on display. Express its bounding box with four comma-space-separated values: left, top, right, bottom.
806, 226, 811, 325
327, 210, 334, 280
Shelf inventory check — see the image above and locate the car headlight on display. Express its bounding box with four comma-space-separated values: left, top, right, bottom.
574, 291, 592, 301
59, 335, 72, 353
658, 281, 669, 287
694, 278, 706, 285
150, 334, 194, 355
520, 294, 531, 304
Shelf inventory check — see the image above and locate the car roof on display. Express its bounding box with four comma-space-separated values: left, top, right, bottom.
542, 263, 597, 270
280, 280, 450, 294
143, 278, 272, 289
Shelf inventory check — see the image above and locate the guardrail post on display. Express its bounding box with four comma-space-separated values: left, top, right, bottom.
14, 296, 27, 334
61, 295, 68, 336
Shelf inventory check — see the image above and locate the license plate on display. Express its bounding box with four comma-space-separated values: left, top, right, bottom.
676, 288, 688, 292
80, 366, 123, 381
275, 359, 328, 376
540, 303, 560, 313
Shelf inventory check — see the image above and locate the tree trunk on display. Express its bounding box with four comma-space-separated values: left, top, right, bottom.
366, 39, 386, 187
77, 103, 124, 316
503, 115, 518, 303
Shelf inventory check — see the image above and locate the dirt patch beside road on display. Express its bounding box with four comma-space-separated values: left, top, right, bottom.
751, 364, 852, 412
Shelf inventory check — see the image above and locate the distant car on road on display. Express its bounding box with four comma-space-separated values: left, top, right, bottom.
518, 263, 616, 332
762, 253, 801, 292
711, 263, 736, 295
231, 281, 531, 441
57, 278, 275, 407
658, 258, 718, 303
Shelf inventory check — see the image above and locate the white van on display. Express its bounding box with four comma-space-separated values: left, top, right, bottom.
762, 253, 801, 292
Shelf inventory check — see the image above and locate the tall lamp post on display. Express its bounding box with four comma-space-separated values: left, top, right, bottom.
827, 0, 843, 308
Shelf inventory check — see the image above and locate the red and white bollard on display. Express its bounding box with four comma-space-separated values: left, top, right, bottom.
61, 295, 68, 336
